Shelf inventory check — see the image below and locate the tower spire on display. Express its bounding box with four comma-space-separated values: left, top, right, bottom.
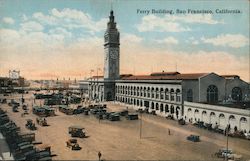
109, 10, 114, 22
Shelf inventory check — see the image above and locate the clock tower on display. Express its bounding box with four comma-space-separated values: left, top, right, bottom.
103, 10, 120, 101
104, 10, 120, 80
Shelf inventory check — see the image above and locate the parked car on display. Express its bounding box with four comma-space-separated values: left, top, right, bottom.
126, 113, 139, 120
68, 126, 85, 138
109, 114, 120, 121
214, 148, 233, 158
118, 110, 128, 116
178, 118, 186, 125
187, 134, 200, 142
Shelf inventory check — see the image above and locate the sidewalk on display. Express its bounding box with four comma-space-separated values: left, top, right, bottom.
0, 133, 14, 160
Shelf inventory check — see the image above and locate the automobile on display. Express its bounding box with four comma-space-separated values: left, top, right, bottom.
178, 118, 186, 125
244, 132, 250, 140
68, 126, 85, 138
109, 113, 120, 121
95, 113, 104, 120
126, 113, 139, 120
186, 134, 200, 142
150, 110, 156, 115
84, 109, 89, 115
214, 148, 233, 158
118, 110, 128, 116
104, 112, 115, 119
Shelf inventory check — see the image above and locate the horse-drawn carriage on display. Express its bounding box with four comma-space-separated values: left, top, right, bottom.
36, 117, 48, 126
25, 119, 37, 130
66, 139, 81, 150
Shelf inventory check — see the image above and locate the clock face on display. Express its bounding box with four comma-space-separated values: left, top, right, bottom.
110, 48, 118, 59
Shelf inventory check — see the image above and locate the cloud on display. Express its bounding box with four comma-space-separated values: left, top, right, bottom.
20, 21, 44, 32
201, 34, 249, 48
121, 33, 143, 43
120, 43, 249, 81
136, 15, 190, 32
49, 27, 72, 38
32, 8, 107, 33
2, 17, 15, 24
155, 37, 179, 45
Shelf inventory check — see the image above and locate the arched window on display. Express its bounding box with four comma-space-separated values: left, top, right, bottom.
165, 104, 169, 112
232, 87, 242, 102
210, 112, 215, 116
240, 117, 247, 122
219, 113, 225, 118
187, 89, 193, 102
207, 85, 218, 103
229, 115, 235, 120
202, 111, 207, 115
170, 105, 174, 114
160, 104, 163, 112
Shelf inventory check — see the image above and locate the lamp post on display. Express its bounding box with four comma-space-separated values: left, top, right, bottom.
226, 123, 229, 161
96, 68, 101, 103
139, 111, 142, 139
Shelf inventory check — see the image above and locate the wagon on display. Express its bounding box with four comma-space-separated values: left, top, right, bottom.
66, 139, 81, 150
25, 119, 37, 130
36, 117, 48, 126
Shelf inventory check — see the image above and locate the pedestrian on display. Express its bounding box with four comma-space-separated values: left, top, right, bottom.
168, 129, 171, 135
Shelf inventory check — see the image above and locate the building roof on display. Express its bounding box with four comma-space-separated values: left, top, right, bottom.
89, 72, 242, 81
121, 72, 209, 80
221, 75, 240, 79
91, 76, 103, 79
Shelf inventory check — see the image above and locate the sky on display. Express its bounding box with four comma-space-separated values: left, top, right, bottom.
0, 0, 249, 81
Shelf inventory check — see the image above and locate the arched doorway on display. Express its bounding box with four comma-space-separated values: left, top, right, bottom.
187, 108, 192, 121
210, 112, 216, 125
219, 113, 226, 129
194, 109, 199, 122
176, 106, 180, 119
202, 111, 208, 123
239, 117, 248, 131
229, 115, 236, 132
